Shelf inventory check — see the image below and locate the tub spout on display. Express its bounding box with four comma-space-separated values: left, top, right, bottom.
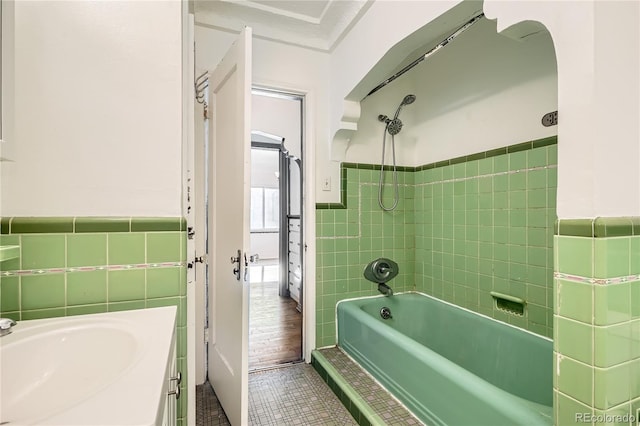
377, 283, 393, 296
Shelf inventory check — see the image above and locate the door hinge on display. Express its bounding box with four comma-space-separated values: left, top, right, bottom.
187, 226, 195, 240
204, 328, 209, 343
187, 254, 207, 269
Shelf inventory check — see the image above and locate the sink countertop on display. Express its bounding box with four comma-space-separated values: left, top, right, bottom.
0, 306, 177, 426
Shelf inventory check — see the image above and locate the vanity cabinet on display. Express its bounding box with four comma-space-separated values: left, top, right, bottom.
0, 0, 15, 161
161, 343, 179, 426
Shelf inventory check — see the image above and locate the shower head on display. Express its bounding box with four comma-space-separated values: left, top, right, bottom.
387, 118, 403, 136
393, 94, 416, 119
402, 94, 416, 106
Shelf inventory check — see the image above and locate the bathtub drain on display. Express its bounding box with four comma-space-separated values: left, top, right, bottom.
380, 307, 392, 320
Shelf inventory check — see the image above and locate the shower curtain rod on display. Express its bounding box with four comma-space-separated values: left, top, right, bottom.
364, 12, 485, 99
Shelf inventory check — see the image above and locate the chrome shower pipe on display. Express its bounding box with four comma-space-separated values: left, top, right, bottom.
364, 12, 485, 99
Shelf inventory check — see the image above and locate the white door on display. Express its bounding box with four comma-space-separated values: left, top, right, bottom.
207, 27, 252, 426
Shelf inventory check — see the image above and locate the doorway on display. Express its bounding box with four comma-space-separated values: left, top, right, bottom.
248, 89, 304, 370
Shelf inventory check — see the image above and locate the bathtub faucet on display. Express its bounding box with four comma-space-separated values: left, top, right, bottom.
364, 258, 398, 297
377, 283, 394, 296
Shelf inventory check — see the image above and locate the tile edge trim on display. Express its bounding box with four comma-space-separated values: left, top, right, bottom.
0, 217, 188, 234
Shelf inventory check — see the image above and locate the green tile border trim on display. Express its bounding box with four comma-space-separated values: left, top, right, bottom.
1, 217, 10, 235
311, 349, 381, 426
414, 135, 557, 172
0, 217, 187, 234
10, 217, 74, 234
555, 217, 640, 237
316, 135, 557, 209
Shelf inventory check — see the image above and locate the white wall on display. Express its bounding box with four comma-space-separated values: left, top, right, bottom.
1, 0, 183, 217
345, 17, 557, 167
253, 94, 301, 159
195, 25, 330, 200
483, 0, 640, 218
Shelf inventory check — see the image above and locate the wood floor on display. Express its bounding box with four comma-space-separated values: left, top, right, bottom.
249, 280, 302, 370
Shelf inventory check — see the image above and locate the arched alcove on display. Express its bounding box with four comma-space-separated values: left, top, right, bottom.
334, 8, 557, 167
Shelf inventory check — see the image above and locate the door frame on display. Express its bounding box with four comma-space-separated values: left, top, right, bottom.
251, 84, 316, 361
186, 78, 316, 414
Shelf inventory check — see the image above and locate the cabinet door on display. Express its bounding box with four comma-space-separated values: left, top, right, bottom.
162, 346, 178, 426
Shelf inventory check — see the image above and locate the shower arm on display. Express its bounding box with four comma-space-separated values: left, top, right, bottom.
364, 12, 485, 100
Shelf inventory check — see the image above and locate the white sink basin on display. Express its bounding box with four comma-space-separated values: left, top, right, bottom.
0, 307, 177, 425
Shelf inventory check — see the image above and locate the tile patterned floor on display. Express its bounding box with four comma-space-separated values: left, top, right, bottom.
318, 347, 422, 425
196, 363, 357, 425
196, 381, 231, 426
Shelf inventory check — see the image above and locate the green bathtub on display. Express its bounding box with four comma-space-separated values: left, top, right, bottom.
337, 292, 553, 426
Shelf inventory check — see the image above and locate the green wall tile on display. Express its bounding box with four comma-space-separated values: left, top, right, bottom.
556, 279, 593, 324
556, 236, 593, 276
131, 217, 184, 232
108, 300, 146, 312
108, 269, 145, 302
594, 238, 631, 279
11, 217, 73, 234
75, 217, 130, 233
147, 296, 180, 310
0, 311, 20, 321
147, 267, 181, 299
557, 356, 593, 406
21, 235, 66, 270
67, 234, 107, 267
593, 405, 633, 426
21, 274, 65, 310
0, 276, 20, 312
527, 147, 548, 168
67, 270, 107, 305
67, 304, 108, 316
318, 139, 560, 346
147, 232, 182, 263
556, 219, 594, 237
631, 281, 640, 319
22, 308, 66, 320
631, 238, 640, 275
556, 316, 593, 364
631, 359, 640, 401
594, 323, 632, 368
108, 233, 145, 265
1, 217, 10, 234
594, 363, 631, 410
594, 217, 634, 238
594, 283, 631, 326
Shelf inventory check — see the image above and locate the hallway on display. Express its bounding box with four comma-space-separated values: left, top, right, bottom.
249, 274, 302, 370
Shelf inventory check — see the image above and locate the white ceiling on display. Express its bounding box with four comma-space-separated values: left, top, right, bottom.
194, 0, 373, 51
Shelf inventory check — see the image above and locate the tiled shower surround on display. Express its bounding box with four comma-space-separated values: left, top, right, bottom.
316, 136, 558, 347
0, 217, 188, 425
